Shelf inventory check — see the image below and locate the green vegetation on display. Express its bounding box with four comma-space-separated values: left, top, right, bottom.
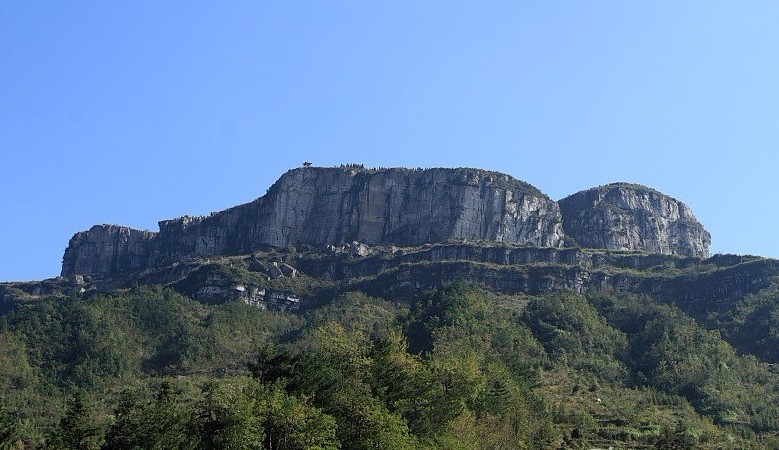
3, 278, 779, 448
600, 182, 663, 195
709, 288, 779, 362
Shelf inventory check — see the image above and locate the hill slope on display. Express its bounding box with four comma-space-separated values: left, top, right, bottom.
4, 165, 779, 449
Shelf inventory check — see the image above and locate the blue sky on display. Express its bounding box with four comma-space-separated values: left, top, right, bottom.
2, 2, 778, 281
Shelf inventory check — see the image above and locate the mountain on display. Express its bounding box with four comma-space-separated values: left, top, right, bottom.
5, 164, 779, 449
51, 165, 737, 316
559, 183, 711, 257
61, 166, 564, 278
60, 165, 709, 279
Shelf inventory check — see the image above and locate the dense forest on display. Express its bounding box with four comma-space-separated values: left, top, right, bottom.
3, 278, 779, 449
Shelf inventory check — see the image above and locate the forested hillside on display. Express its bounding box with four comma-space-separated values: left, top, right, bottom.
3, 279, 779, 449
3, 167, 779, 448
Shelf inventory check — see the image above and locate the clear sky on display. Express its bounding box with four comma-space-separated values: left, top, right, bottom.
2, 2, 778, 281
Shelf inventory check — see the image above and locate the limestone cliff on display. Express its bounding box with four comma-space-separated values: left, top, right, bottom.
62, 225, 157, 276
558, 183, 711, 257
62, 168, 713, 278
62, 166, 565, 277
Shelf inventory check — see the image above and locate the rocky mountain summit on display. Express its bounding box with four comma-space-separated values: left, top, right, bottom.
559, 183, 712, 257
61, 165, 711, 278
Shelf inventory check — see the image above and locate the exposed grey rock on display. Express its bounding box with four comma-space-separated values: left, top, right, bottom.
558, 183, 711, 257
248, 258, 268, 273
201, 166, 565, 250
348, 241, 371, 257
267, 263, 284, 279
60, 168, 713, 278
278, 263, 299, 278
264, 290, 302, 312
62, 225, 157, 277
243, 288, 267, 308
62, 166, 565, 277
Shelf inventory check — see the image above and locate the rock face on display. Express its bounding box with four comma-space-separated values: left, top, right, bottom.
62, 168, 713, 278
558, 183, 711, 257
62, 225, 157, 276
171, 166, 565, 251
62, 166, 566, 277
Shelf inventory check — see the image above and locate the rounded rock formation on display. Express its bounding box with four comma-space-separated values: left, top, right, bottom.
558, 183, 711, 257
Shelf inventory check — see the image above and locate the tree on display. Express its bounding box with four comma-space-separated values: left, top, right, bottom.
192, 380, 264, 450
653, 421, 695, 450
48, 391, 100, 450
102, 382, 196, 450
256, 384, 339, 450
369, 331, 457, 437
0, 398, 23, 450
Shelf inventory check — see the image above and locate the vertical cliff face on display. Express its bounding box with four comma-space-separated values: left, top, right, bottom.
62, 169, 713, 278
62, 167, 566, 277
558, 183, 711, 257
247, 167, 565, 248
61, 225, 157, 277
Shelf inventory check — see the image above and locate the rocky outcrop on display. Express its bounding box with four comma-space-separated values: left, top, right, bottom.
61, 167, 712, 278
62, 166, 565, 277
190, 166, 565, 250
354, 255, 776, 312
559, 183, 711, 257
62, 225, 157, 276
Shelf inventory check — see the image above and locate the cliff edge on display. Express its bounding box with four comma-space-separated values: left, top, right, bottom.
62, 166, 566, 277
62, 167, 712, 278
